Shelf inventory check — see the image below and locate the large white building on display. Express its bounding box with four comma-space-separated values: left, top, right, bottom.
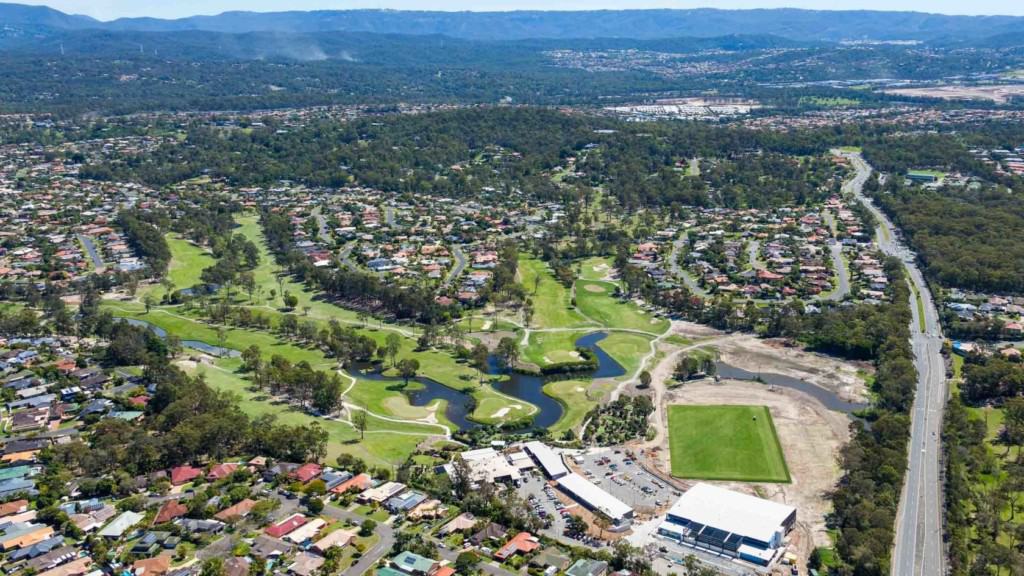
657, 483, 796, 566
556, 472, 634, 531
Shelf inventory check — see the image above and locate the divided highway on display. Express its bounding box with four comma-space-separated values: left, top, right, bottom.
842, 152, 947, 576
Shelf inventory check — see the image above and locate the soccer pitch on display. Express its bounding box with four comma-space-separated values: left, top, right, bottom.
668, 404, 791, 483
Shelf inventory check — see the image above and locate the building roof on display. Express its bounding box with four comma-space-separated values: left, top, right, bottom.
567, 558, 609, 576
169, 465, 202, 486
524, 441, 568, 479
331, 472, 372, 494
153, 500, 187, 525
438, 512, 476, 535
285, 518, 325, 544
215, 498, 257, 522
459, 447, 521, 484
391, 551, 436, 574
98, 510, 144, 538
266, 513, 307, 538
666, 483, 796, 545
494, 531, 540, 560
313, 528, 356, 552
556, 472, 632, 521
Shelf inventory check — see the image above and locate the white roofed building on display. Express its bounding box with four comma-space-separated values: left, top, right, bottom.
556, 472, 633, 531
657, 483, 796, 566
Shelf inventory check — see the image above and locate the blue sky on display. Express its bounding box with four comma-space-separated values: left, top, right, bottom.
23, 1, 1024, 20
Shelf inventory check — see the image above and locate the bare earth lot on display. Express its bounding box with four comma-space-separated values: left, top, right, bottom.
883, 84, 1024, 104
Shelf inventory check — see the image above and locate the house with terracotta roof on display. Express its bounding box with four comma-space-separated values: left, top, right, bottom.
330, 472, 371, 495
153, 500, 187, 525
215, 498, 257, 523
207, 463, 239, 481
132, 553, 172, 576
169, 465, 202, 486
289, 463, 322, 484
493, 531, 540, 561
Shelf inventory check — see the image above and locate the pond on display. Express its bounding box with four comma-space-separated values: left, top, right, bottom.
714, 361, 869, 414
120, 318, 241, 358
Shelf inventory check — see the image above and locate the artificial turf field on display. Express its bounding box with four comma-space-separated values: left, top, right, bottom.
668, 404, 791, 483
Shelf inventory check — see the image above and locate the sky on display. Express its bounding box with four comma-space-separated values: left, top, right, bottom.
20, 0, 1024, 20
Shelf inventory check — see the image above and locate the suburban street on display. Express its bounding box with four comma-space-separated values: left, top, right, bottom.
77, 234, 105, 271
843, 151, 947, 576
445, 244, 468, 285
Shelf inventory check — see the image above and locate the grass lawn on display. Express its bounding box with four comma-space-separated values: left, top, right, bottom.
353, 506, 391, 522
575, 280, 669, 334
518, 257, 591, 330
597, 332, 654, 376
668, 405, 791, 483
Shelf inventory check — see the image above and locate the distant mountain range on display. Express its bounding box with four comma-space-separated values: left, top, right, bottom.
2, 3, 1024, 43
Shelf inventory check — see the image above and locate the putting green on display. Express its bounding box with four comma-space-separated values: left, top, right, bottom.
668, 404, 790, 483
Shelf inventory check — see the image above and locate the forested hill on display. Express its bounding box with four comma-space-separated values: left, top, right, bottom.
3, 3, 1024, 43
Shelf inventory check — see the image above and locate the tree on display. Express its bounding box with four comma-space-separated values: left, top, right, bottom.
143, 292, 156, 313
638, 370, 652, 389
283, 291, 298, 309
455, 551, 480, 574
241, 345, 262, 373
352, 408, 368, 440
397, 358, 420, 386
496, 337, 519, 370
1003, 397, 1024, 461
306, 497, 324, 515
360, 519, 377, 537
385, 333, 402, 367
201, 558, 225, 576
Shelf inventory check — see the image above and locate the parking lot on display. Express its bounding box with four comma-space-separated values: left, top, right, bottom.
568, 448, 680, 517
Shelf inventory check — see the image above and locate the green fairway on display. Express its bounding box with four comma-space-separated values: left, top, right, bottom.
668, 405, 790, 483
523, 331, 587, 367
165, 235, 215, 291
518, 257, 591, 329
543, 378, 616, 438
578, 257, 614, 281
140, 234, 215, 299
575, 280, 669, 334
596, 332, 654, 375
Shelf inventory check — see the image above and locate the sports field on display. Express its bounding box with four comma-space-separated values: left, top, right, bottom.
668, 404, 791, 483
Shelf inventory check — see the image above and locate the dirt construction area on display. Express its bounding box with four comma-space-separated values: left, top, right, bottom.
675, 321, 871, 403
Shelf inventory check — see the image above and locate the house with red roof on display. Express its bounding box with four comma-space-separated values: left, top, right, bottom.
207, 463, 239, 482
169, 465, 203, 486
266, 514, 307, 538
289, 463, 322, 484
153, 501, 187, 525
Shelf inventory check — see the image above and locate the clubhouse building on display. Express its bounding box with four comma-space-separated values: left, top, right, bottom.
657, 483, 796, 566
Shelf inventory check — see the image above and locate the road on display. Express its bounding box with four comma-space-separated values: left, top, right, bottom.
311, 207, 332, 243
821, 241, 850, 302
842, 151, 946, 576
669, 236, 708, 297
746, 240, 764, 271
445, 244, 467, 285
328, 506, 396, 576
77, 234, 105, 271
